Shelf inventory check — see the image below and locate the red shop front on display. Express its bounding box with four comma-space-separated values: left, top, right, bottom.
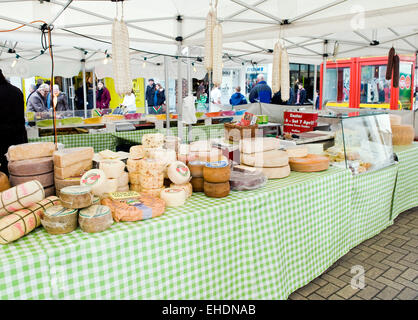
319, 54, 416, 110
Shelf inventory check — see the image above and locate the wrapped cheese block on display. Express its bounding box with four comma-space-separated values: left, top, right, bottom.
54, 159, 92, 180
203, 161, 231, 183
240, 138, 280, 154
44, 186, 56, 197
234, 164, 291, 179
140, 186, 165, 198
0, 172, 11, 192
118, 172, 129, 187
187, 161, 206, 178
129, 145, 146, 159
170, 182, 192, 198
59, 186, 93, 209
40, 205, 78, 235
53, 147, 94, 168
8, 157, 53, 176
80, 169, 108, 197
285, 146, 309, 158
289, 154, 330, 172
106, 178, 119, 193
102, 194, 165, 222
392, 125, 414, 145
0, 196, 60, 244
160, 188, 186, 207
0, 180, 45, 217
7, 142, 55, 161
142, 133, 164, 148
240, 150, 288, 168
9, 172, 54, 188
99, 160, 125, 179
108, 191, 140, 202
167, 161, 190, 185
79, 205, 113, 233
204, 181, 230, 198
191, 177, 204, 192
230, 168, 267, 191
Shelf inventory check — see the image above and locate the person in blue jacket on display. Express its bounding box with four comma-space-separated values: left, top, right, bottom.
249, 74, 272, 103
229, 86, 247, 106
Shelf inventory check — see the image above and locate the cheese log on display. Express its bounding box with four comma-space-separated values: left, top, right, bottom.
118, 172, 129, 187
59, 186, 93, 209
7, 142, 55, 161
289, 154, 330, 172
191, 177, 204, 192
8, 157, 53, 176
140, 186, 165, 198
170, 183, 192, 198
99, 160, 125, 179
54, 159, 92, 180
203, 161, 231, 183
40, 205, 78, 235
0, 197, 60, 244
142, 133, 164, 148
9, 172, 54, 188
240, 138, 280, 154
167, 161, 191, 185
44, 186, 56, 197
128, 159, 165, 174
390, 114, 402, 126
0, 180, 45, 217
240, 150, 288, 168
285, 146, 309, 158
392, 125, 414, 145
204, 181, 230, 198
188, 161, 207, 178
117, 185, 130, 192
106, 178, 119, 193
0, 172, 11, 192
129, 145, 146, 160
235, 164, 291, 179
53, 147, 94, 168
80, 169, 108, 197
160, 188, 186, 207
79, 205, 113, 233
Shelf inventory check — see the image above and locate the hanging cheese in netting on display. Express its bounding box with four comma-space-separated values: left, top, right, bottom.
271, 41, 282, 94
112, 19, 132, 96
280, 47, 290, 102
204, 8, 216, 71
212, 23, 223, 86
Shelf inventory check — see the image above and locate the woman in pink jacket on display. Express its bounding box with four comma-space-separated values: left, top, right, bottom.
96, 81, 111, 109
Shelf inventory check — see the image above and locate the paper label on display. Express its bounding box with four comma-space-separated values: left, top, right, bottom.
126, 200, 153, 220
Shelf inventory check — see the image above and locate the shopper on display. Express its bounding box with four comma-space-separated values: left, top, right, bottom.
96, 81, 111, 109
75, 83, 85, 110
146, 78, 156, 108
249, 74, 272, 103
295, 82, 307, 105
196, 81, 205, 101
210, 83, 222, 112
35, 78, 44, 90
271, 87, 295, 105
26, 84, 37, 105
27, 83, 49, 112
149, 84, 166, 114
229, 86, 247, 106
0, 69, 28, 175
196, 88, 208, 112
122, 89, 137, 113
52, 84, 69, 111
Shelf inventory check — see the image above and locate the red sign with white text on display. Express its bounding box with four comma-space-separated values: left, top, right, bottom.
284, 112, 318, 134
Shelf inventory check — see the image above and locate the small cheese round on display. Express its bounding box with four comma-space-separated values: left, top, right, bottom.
59, 185, 93, 209
140, 186, 165, 198
41, 205, 78, 235
203, 161, 231, 183
170, 182, 192, 198
79, 205, 113, 233
190, 177, 204, 192
289, 154, 330, 172
167, 161, 191, 185
0, 172, 11, 192
160, 188, 187, 207
285, 146, 309, 158
129, 145, 145, 159
106, 178, 119, 193
80, 169, 108, 196
187, 161, 206, 178
99, 160, 125, 179
203, 181, 230, 198
127, 158, 142, 173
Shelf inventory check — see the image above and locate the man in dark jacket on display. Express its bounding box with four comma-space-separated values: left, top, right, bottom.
271, 87, 295, 105
27, 84, 49, 112
249, 74, 272, 103
0, 70, 28, 175
295, 82, 307, 105
146, 78, 156, 108
229, 86, 247, 106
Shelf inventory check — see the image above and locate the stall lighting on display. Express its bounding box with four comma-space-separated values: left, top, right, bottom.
143, 57, 147, 68
103, 54, 110, 65
11, 54, 19, 68
192, 62, 196, 73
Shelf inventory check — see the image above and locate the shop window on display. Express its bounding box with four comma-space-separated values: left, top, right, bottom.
324, 67, 350, 103
360, 65, 391, 105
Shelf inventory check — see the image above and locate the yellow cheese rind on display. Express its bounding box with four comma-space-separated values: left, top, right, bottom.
53, 147, 94, 168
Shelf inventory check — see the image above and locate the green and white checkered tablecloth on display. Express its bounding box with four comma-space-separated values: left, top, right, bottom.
0, 167, 352, 300
392, 143, 418, 220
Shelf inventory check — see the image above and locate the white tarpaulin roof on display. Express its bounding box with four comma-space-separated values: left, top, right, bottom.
1, 0, 418, 78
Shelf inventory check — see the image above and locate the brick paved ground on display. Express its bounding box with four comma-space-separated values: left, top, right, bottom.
289, 206, 418, 300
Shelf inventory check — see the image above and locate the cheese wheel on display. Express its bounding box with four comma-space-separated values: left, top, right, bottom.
117, 185, 130, 192
59, 185, 93, 209
142, 133, 164, 148
203, 181, 230, 198
53, 147, 94, 168
99, 160, 125, 179
7, 142, 55, 161
54, 176, 82, 192
392, 125, 414, 145
289, 154, 330, 172
130, 184, 141, 193
240, 138, 280, 154
170, 183, 192, 198
129, 145, 145, 159
80, 169, 108, 196
285, 146, 309, 158
54, 159, 92, 180
128, 172, 164, 188
190, 177, 204, 192
390, 114, 402, 126
240, 150, 288, 168
79, 205, 113, 233
0, 172, 11, 192
234, 164, 291, 179
129, 159, 165, 175
41, 205, 78, 235
187, 161, 207, 178
44, 186, 56, 197
167, 161, 190, 185
140, 186, 165, 198
186, 149, 223, 163
160, 188, 186, 207
203, 161, 231, 183
106, 178, 119, 193
9, 172, 54, 188
92, 196, 100, 205
117, 171, 129, 187
8, 157, 53, 176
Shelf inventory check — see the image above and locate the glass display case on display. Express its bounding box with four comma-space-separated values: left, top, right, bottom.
319, 111, 395, 175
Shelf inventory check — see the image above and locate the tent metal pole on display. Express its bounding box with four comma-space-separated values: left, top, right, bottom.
164, 55, 170, 135
82, 54, 87, 118
230, 0, 283, 24
289, 0, 347, 23
92, 67, 96, 110
283, 38, 322, 56
177, 16, 184, 143
313, 64, 318, 109
61, 16, 175, 29
321, 41, 328, 109
69, 77, 75, 116
388, 27, 418, 51
49, 0, 73, 26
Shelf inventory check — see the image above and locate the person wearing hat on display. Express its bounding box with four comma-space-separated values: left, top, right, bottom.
146, 78, 156, 111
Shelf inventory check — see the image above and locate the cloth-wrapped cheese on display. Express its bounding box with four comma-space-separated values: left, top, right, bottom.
7, 142, 55, 161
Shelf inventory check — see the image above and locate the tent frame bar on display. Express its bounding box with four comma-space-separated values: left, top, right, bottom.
49, 0, 73, 26
388, 27, 418, 51
289, 0, 347, 24
61, 16, 176, 29
230, 0, 282, 24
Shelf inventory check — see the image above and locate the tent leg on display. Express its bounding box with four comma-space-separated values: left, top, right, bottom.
313, 64, 318, 109
177, 16, 183, 143
82, 54, 87, 118
164, 55, 170, 135
92, 67, 96, 110
321, 40, 328, 109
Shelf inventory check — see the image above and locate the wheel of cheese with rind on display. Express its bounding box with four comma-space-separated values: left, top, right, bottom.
54, 159, 92, 180
392, 125, 414, 145
289, 154, 330, 172
186, 149, 223, 163
41, 205, 78, 235
80, 169, 108, 197
7, 142, 55, 161
99, 160, 125, 179
389, 114, 402, 126
170, 182, 192, 198
187, 161, 207, 178
53, 147, 94, 168
59, 185, 93, 209
8, 157, 53, 176
160, 188, 186, 207
203, 161, 231, 183
285, 146, 309, 158
190, 177, 204, 192
54, 175, 83, 192
167, 161, 191, 185
140, 186, 165, 198
240, 150, 288, 168
240, 138, 280, 154
129, 145, 146, 160
9, 172, 54, 188
79, 205, 113, 233
203, 181, 230, 198
142, 133, 164, 148
128, 172, 164, 188
92, 196, 100, 205
234, 164, 291, 179
0, 172, 10, 192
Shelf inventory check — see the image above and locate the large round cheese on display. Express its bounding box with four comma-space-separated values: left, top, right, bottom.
170, 182, 192, 198
8, 157, 53, 176
99, 160, 125, 179
186, 149, 223, 163
59, 185, 93, 209
129, 145, 145, 159
80, 169, 108, 197
41, 205, 78, 235
129, 172, 164, 189
0, 172, 11, 192
9, 172, 54, 188
234, 165, 291, 179
203, 161, 231, 183
160, 188, 186, 207
79, 205, 113, 233
285, 146, 309, 158
203, 181, 230, 198
190, 177, 204, 192
392, 125, 414, 145
136, 159, 165, 175
54, 176, 82, 192
142, 133, 164, 148
187, 161, 206, 178
289, 154, 330, 172
167, 161, 190, 185
147, 148, 177, 164
240, 150, 289, 168
106, 178, 119, 193
240, 137, 280, 154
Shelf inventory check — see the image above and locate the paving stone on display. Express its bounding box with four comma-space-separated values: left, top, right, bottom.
355, 285, 380, 300
354, 251, 373, 261
366, 267, 386, 280
396, 287, 418, 300
327, 266, 349, 279
385, 244, 409, 255
328, 294, 345, 300
380, 259, 408, 272
361, 238, 377, 247
349, 296, 364, 300
386, 251, 407, 263
375, 237, 393, 247
370, 244, 394, 255
394, 276, 418, 291
375, 276, 404, 291
312, 277, 328, 287
393, 227, 410, 235
336, 285, 360, 299
297, 282, 321, 297
403, 253, 418, 263
391, 238, 408, 247
381, 268, 403, 281
368, 251, 388, 263
355, 244, 376, 254
389, 232, 410, 242
288, 292, 308, 300
376, 287, 400, 300
316, 283, 340, 299
401, 244, 418, 254
320, 274, 347, 288
307, 293, 325, 300
398, 259, 418, 271
407, 239, 418, 248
